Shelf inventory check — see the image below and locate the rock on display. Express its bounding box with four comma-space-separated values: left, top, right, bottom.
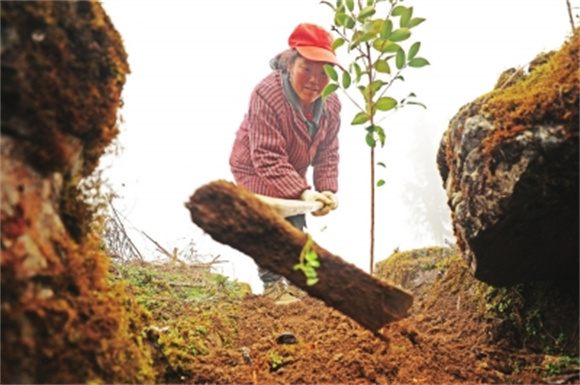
276, 332, 297, 345
437, 30, 579, 286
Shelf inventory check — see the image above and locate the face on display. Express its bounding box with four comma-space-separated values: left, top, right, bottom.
288, 56, 330, 107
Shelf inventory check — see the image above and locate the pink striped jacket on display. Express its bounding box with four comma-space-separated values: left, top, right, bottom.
229, 70, 341, 199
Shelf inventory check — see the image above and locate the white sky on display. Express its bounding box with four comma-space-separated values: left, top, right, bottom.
100, 0, 575, 293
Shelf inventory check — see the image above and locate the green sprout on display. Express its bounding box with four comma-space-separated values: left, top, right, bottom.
294, 234, 320, 286
267, 351, 284, 371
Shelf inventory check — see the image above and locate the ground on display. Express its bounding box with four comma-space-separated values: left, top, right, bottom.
115, 248, 578, 385
175, 254, 578, 384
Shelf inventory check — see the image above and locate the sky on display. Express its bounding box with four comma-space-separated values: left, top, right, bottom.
100, 0, 576, 293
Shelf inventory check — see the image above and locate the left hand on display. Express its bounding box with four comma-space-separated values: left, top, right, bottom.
320, 191, 338, 210
312, 191, 338, 216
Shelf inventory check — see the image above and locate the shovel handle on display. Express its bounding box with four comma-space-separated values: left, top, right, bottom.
254, 194, 323, 218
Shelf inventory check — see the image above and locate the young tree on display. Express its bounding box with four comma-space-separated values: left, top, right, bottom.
321, 0, 429, 273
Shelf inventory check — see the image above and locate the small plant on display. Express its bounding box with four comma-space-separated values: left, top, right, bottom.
294, 234, 321, 286
267, 351, 284, 371
545, 356, 580, 376
320, 0, 429, 273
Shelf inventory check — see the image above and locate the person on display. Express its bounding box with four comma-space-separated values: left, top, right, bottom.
229, 22, 342, 304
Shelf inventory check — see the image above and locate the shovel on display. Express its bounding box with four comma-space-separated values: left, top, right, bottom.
185, 180, 413, 333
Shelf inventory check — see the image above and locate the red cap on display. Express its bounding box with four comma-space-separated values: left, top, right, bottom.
288, 23, 342, 68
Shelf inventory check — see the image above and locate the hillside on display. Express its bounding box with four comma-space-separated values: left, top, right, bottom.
113, 247, 579, 384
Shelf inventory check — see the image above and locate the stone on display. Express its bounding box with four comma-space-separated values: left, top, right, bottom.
437, 30, 579, 286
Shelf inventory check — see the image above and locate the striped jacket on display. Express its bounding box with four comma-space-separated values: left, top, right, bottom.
229, 70, 341, 199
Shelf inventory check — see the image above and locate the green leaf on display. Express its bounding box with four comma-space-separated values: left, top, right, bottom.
389, 28, 411, 42
293, 264, 301, 271
371, 19, 384, 34
305, 268, 317, 278
335, 12, 346, 27
358, 5, 375, 20
399, 6, 412, 28
407, 100, 427, 109
408, 17, 426, 28
351, 112, 370, 125
348, 31, 361, 50
352, 62, 362, 82
324, 64, 338, 81
377, 179, 386, 187
362, 21, 374, 33
396, 48, 405, 69
371, 79, 384, 94
359, 31, 375, 43
375, 125, 386, 146
332, 37, 346, 51
320, 0, 336, 11
408, 41, 420, 60
309, 259, 321, 268
306, 277, 319, 286
372, 38, 386, 52
372, 38, 398, 53
384, 42, 400, 53
377, 161, 386, 168
341, 71, 352, 88
409, 57, 430, 68
365, 132, 376, 147
379, 19, 393, 39
344, 14, 356, 29
305, 249, 318, 261
365, 80, 384, 98
375, 96, 397, 111
322, 83, 339, 99
391, 5, 407, 16
373, 59, 391, 74
345, 0, 354, 11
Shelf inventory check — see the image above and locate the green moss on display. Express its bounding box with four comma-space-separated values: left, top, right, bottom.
483, 281, 579, 355
1, 232, 156, 384
482, 29, 579, 150
374, 246, 458, 288
113, 260, 250, 383
376, 247, 578, 357
448, 29, 579, 157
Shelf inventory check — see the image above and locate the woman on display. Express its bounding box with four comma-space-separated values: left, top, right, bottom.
229, 23, 342, 303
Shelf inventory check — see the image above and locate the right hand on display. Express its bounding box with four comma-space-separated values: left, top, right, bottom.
300, 189, 333, 216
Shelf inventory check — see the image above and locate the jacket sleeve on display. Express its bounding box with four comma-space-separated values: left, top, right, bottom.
247, 91, 310, 199
312, 97, 341, 193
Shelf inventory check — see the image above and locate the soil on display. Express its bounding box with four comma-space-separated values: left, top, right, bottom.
184, 281, 578, 385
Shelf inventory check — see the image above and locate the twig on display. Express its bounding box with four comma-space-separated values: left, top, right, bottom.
168, 282, 204, 288
566, 0, 576, 33
108, 200, 144, 261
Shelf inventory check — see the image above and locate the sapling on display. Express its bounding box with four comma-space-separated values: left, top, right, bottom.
321, 0, 429, 273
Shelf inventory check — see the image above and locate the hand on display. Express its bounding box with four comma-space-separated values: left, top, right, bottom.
300, 190, 335, 217
320, 191, 339, 210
